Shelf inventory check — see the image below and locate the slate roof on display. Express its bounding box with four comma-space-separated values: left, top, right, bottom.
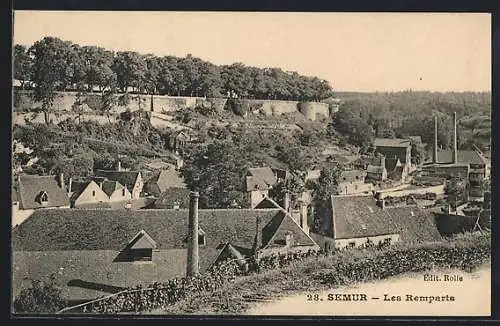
12, 208, 282, 251
339, 170, 366, 183
94, 170, 141, 191
436, 150, 488, 165
17, 175, 69, 209
69, 180, 95, 203
261, 210, 317, 248
330, 195, 442, 244
246, 167, 277, 191
254, 196, 283, 209
374, 138, 411, 148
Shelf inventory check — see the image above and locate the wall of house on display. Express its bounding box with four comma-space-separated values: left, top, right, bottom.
73, 183, 109, 207
109, 187, 132, 202
376, 184, 445, 199
260, 244, 320, 257
337, 181, 374, 195
421, 165, 470, 179
250, 190, 269, 208
334, 234, 401, 249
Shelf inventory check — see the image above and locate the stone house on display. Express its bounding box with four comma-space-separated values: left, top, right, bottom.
373, 138, 412, 167
337, 170, 374, 195
144, 166, 186, 197
94, 170, 144, 199
12, 174, 70, 227
310, 195, 442, 251
69, 180, 109, 208
246, 167, 279, 208
12, 196, 318, 303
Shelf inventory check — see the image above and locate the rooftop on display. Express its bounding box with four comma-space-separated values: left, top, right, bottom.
17, 175, 69, 209
374, 138, 411, 148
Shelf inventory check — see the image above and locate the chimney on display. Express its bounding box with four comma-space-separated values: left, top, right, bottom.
433, 115, 438, 164
117, 160, 122, 172
68, 177, 73, 196
452, 112, 458, 164
283, 192, 290, 212
298, 200, 309, 234
253, 216, 262, 253
187, 191, 200, 277
381, 199, 386, 210
59, 173, 65, 190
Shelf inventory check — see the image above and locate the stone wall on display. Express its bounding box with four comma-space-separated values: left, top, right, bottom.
13, 90, 329, 121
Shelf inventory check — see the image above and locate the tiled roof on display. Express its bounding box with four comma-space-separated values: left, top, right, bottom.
254, 196, 283, 209
94, 170, 141, 191
17, 175, 69, 209
148, 168, 186, 191
330, 195, 442, 243
261, 210, 316, 248
246, 167, 277, 191
69, 180, 94, 202
436, 150, 487, 165
339, 170, 366, 183
374, 138, 411, 148
12, 208, 282, 251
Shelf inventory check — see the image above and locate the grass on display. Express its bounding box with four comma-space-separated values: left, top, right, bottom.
148, 231, 490, 315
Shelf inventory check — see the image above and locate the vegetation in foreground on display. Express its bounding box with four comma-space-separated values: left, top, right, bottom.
13, 231, 490, 314
158, 231, 491, 315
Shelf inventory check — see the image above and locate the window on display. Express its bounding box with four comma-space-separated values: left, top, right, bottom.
36, 191, 49, 205
356, 175, 360, 180
92, 190, 96, 197
348, 242, 356, 248
122, 188, 126, 196
198, 233, 206, 246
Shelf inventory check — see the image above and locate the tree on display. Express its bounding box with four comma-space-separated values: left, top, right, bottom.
181, 140, 249, 208
411, 142, 428, 165
112, 51, 147, 93
29, 37, 81, 124
13, 44, 33, 89
13, 274, 65, 313
268, 173, 305, 208
332, 110, 375, 149
80, 46, 116, 92
445, 175, 468, 209
313, 161, 343, 201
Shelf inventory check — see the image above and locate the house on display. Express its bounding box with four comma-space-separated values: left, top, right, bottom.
168, 130, 191, 153
94, 170, 143, 199
69, 180, 109, 208
12, 195, 318, 302
100, 179, 132, 202
373, 138, 412, 167
246, 167, 279, 208
384, 157, 408, 181
12, 174, 70, 227
144, 166, 186, 197
337, 170, 373, 195
311, 195, 442, 251
365, 156, 388, 181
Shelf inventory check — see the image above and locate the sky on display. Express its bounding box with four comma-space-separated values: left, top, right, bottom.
13, 11, 491, 92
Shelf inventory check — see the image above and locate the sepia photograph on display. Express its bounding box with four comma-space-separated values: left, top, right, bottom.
11, 11, 491, 316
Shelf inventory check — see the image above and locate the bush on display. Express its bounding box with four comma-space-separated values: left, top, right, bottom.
13, 274, 66, 313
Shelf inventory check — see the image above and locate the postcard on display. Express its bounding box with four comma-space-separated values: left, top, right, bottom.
11, 11, 491, 317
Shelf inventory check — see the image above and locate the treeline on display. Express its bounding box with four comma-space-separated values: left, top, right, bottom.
14, 36, 334, 101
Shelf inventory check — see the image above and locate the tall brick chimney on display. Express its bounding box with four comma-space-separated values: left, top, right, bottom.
252, 216, 262, 254
452, 112, 458, 164
59, 173, 65, 190
283, 192, 290, 212
67, 177, 73, 196
298, 200, 309, 235
433, 115, 438, 164
187, 191, 199, 277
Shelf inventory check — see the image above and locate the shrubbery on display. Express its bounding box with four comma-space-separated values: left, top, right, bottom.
14, 274, 66, 314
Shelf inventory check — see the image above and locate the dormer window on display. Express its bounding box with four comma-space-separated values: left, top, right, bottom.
183, 228, 206, 246
114, 230, 156, 263
36, 191, 49, 206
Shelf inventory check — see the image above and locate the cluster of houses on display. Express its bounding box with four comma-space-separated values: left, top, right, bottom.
11, 112, 491, 305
